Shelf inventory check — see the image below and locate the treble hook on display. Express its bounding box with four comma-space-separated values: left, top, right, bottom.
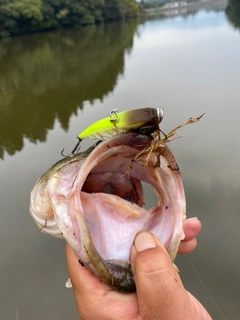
160, 129, 168, 140
61, 138, 82, 157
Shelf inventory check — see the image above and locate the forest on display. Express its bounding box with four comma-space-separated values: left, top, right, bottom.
0, 0, 141, 38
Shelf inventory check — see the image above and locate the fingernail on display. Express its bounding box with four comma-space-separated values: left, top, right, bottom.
188, 217, 198, 221
134, 232, 157, 252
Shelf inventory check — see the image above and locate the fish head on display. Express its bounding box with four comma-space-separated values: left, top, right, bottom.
30, 132, 186, 292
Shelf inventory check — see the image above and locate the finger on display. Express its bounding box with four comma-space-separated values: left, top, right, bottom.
130, 231, 194, 320
66, 244, 111, 319
187, 292, 213, 320
178, 238, 197, 254
66, 244, 135, 320
182, 218, 202, 241
66, 243, 109, 294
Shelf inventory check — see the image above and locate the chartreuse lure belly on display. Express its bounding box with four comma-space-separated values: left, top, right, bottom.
62, 108, 164, 156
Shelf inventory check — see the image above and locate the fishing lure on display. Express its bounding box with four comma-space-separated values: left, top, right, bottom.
61, 107, 164, 157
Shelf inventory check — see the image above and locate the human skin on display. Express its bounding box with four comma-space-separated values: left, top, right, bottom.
66, 218, 212, 320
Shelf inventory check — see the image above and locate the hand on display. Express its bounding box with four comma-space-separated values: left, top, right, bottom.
66, 218, 212, 320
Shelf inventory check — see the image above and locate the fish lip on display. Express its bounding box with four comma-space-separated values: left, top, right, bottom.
72, 133, 152, 191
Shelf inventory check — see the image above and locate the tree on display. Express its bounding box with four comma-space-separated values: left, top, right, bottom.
0, 0, 141, 38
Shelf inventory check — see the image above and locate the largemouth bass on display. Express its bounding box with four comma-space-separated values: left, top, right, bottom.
30, 112, 204, 292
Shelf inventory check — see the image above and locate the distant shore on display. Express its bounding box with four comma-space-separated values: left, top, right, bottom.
144, 0, 228, 17
0, 0, 141, 39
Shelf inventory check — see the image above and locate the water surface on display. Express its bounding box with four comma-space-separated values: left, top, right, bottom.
1, 2, 240, 319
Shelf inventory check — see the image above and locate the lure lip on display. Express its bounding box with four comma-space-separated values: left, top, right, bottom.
157, 108, 164, 124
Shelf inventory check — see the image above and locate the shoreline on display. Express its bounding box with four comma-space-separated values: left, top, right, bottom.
144, 0, 228, 17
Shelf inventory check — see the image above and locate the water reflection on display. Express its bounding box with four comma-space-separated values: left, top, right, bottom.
0, 21, 138, 158
226, 0, 240, 29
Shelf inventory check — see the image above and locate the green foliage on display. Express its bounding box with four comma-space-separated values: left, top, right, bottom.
123, 0, 142, 18
0, 21, 139, 157
0, 0, 141, 37
56, 8, 69, 20
10, 0, 43, 21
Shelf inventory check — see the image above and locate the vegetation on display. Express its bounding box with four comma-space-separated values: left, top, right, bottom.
0, 21, 138, 158
0, 0, 141, 38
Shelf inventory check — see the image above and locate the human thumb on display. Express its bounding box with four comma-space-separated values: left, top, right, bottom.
130, 231, 210, 320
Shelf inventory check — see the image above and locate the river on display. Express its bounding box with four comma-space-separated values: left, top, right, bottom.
0, 1, 239, 319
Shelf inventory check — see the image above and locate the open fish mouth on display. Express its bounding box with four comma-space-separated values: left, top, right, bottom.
30, 133, 185, 292
30, 114, 204, 292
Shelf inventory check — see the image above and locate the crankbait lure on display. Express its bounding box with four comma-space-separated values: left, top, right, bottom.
61, 107, 164, 157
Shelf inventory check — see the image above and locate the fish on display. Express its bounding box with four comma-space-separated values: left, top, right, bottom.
30, 112, 204, 293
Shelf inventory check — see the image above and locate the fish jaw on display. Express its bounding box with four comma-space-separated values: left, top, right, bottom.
30, 133, 186, 292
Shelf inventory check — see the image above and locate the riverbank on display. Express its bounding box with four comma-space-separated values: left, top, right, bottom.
0, 0, 141, 39
144, 0, 228, 18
